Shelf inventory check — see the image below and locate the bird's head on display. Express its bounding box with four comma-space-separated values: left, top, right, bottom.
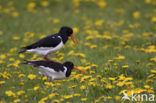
59, 26, 79, 45
63, 61, 86, 74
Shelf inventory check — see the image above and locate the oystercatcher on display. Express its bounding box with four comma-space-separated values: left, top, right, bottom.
19, 26, 79, 61
21, 60, 86, 82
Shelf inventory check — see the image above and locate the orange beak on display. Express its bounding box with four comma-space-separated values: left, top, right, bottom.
74, 66, 87, 74
70, 34, 79, 46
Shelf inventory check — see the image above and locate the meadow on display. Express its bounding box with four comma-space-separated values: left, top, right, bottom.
0, 0, 156, 102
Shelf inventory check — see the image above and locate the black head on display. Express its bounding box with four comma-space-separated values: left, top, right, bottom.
63, 61, 74, 77
63, 61, 74, 70
59, 26, 73, 37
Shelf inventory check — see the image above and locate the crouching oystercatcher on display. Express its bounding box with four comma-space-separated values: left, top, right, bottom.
18, 26, 79, 61
21, 60, 86, 82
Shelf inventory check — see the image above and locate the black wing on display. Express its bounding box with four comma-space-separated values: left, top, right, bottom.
25, 34, 61, 49
22, 60, 65, 72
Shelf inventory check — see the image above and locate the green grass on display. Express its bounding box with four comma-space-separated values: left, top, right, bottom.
0, 0, 156, 103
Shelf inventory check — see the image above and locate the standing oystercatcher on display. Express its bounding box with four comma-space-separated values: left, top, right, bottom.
19, 26, 79, 61
21, 60, 86, 82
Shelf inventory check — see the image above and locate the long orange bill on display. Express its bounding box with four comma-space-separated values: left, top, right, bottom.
74, 66, 87, 74
70, 34, 79, 46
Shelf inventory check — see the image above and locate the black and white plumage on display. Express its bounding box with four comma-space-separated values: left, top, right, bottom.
21, 60, 86, 82
19, 26, 79, 61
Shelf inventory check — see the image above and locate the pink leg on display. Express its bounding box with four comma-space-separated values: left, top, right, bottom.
50, 79, 53, 83
44, 54, 58, 63
44, 54, 51, 61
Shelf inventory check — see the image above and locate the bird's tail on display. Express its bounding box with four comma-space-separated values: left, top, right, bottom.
18, 49, 26, 54
20, 60, 29, 65
20, 60, 39, 67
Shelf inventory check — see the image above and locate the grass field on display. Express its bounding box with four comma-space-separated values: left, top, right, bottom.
0, 0, 156, 102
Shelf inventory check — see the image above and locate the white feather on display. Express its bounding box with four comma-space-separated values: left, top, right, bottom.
26, 41, 64, 55
38, 66, 67, 80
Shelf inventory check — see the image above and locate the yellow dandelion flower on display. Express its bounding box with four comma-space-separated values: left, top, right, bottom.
75, 53, 86, 58
13, 99, 20, 103
92, 64, 98, 68
151, 16, 156, 22
0, 81, 5, 85
12, 12, 19, 18
118, 74, 125, 80
42, 76, 47, 80
86, 35, 93, 40
52, 99, 60, 103
109, 77, 116, 81
27, 74, 36, 80
5, 90, 16, 97
9, 58, 15, 61
122, 65, 129, 68
3, 8, 10, 14
0, 31, 3, 35
106, 96, 112, 99
90, 71, 96, 74
144, 45, 156, 53
144, 85, 150, 89
41, 1, 49, 7
151, 70, 156, 74
0, 54, 6, 59
90, 45, 97, 48
115, 96, 120, 100
95, 20, 104, 26
48, 93, 56, 99
39, 35, 46, 39
145, 0, 151, 4
59, 56, 64, 60
102, 35, 112, 40
147, 89, 154, 93
73, 27, 79, 34
133, 11, 140, 19
18, 74, 25, 78
16, 90, 25, 96
74, 9, 80, 14
0, 5, 2, 9
19, 54, 24, 58
125, 77, 133, 81
39, 97, 48, 103
106, 84, 113, 89
125, 82, 133, 85
81, 98, 87, 101
73, 0, 80, 7
115, 55, 125, 60
80, 85, 86, 90
73, 93, 80, 96
53, 18, 60, 24
0, 60, 5, 64
143, 32, 152, 36
63, 95, 73, 99
27, 2, 36, 9
13, 36, 20, 41
34, 86, 40, 91
116, 82, 124, 87
96, 75, 102, 78
97, 1, 107, 8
